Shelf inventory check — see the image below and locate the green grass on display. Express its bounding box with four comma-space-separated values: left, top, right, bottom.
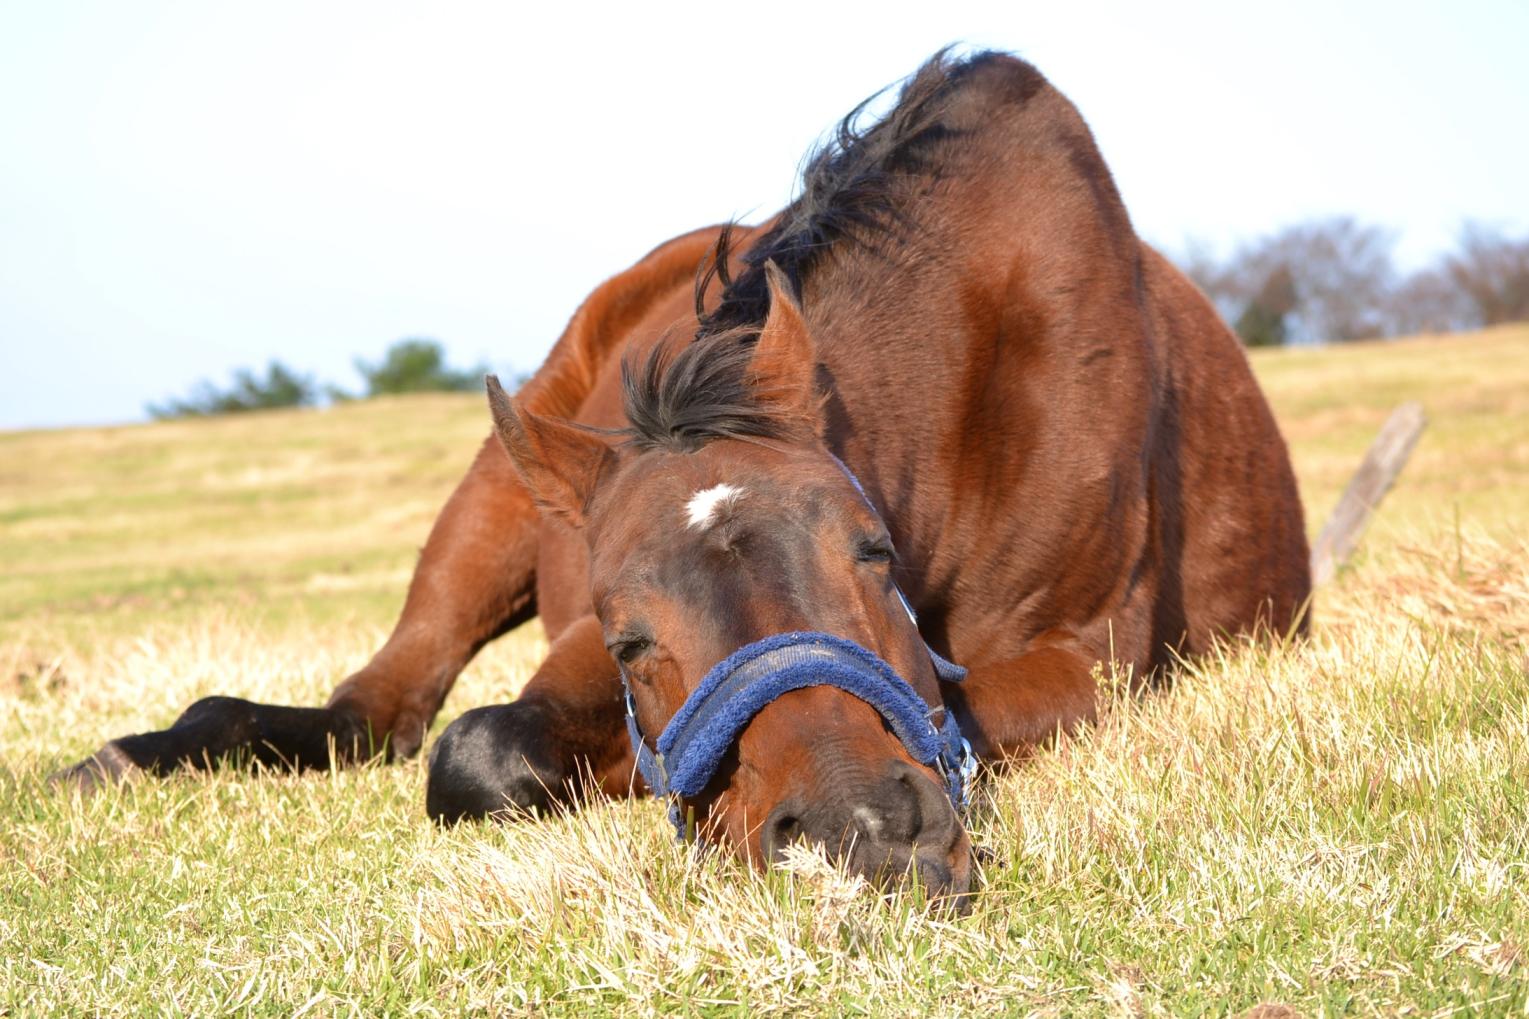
2, 327, 1527, 1015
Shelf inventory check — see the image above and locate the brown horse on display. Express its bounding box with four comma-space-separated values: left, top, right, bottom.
57, 51, 1310, 900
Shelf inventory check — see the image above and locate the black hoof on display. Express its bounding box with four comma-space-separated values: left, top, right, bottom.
48, 742, 138, 794
425, 703, 566, 824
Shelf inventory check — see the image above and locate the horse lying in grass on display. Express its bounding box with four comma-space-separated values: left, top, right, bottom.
57, 51, 1311, 901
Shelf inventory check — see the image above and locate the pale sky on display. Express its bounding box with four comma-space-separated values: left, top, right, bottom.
2, 0, 1525, 429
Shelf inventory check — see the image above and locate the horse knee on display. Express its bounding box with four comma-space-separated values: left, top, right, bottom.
425, 703, 563, 824
173, 696, 260, 740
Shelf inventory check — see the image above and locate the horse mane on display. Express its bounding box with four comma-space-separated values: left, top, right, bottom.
621, 47, 1000, 454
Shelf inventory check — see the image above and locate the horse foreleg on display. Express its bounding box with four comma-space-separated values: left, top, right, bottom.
425, 613, 635, 822
54, 435, 540, 789
323, 435, 540, 757
941, 631, 1100, 762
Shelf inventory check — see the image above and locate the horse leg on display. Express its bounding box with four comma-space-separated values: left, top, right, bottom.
425, 613, 635, 822
54, 435, 540, 789
940, 631, 1100, 761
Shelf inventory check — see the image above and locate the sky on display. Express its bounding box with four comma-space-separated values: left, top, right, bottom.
1, 0, 1525, 430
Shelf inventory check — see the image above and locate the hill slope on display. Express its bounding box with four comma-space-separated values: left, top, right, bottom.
1, 326, 1526, 1015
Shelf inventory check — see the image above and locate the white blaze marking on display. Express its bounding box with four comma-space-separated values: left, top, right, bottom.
685, 483, 744, 530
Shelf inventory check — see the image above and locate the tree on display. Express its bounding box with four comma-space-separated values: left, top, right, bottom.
1383, 266, 1477, 336
1178, 217, 1397, 345
1240, 218, 1397, 343
147, 361, 318, 419
1233, 264, 1298, 348
1446, 223, 1529, 327
352, 338, 485, 397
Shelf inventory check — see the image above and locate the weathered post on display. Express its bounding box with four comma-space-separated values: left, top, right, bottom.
1310, 401, 1428, 586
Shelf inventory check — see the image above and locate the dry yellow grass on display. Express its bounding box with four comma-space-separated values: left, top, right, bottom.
2, 326, 1527, 1015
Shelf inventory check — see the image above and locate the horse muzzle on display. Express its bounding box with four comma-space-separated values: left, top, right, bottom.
626, 631, 971, 813
759, 750, 975, 902
622, 630, 976, 898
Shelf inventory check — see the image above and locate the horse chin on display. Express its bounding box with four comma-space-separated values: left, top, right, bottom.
723, 819, 975, 912
925, 833, 976, 911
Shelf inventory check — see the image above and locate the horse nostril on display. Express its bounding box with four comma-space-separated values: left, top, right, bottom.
762, 806, 806, 862
855, 767, 928, 846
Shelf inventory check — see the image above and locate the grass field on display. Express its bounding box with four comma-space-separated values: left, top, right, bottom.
2, 325, 1527, 1016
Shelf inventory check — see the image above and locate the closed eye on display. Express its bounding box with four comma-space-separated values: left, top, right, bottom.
856, 537, 895, 564
607, 634, 652, 665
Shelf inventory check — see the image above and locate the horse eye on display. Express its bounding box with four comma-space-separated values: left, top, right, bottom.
609, 635, 652, 664
856, 538, 895, 564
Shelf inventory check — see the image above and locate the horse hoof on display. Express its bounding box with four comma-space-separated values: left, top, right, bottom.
47, 742, 138, 794
424, 703, 564, 824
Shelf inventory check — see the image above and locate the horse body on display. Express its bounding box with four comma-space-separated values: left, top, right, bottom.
59, 52, 1309, 901
529, 54, 1307, 761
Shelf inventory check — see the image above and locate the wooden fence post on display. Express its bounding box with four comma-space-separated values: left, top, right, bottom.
1309, 401, 1428, 586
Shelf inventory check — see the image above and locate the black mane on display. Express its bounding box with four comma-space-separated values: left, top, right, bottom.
621, 48, 998, 454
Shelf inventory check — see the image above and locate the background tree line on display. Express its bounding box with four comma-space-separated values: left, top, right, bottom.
1180, 218, 1529, 347
147, 338, 505, 419
150, 220, 1529, 418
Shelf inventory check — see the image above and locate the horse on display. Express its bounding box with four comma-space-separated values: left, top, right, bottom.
55, 50, 1311, 901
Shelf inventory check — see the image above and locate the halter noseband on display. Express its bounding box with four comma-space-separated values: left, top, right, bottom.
619, 457, 976, 838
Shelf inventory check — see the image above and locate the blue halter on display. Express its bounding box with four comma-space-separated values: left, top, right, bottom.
620, 457, 977, 838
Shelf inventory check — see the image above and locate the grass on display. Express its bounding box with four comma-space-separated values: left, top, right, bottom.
2, 325, 1527, 1016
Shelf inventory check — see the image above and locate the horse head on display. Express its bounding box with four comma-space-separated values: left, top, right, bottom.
487, 264, 973, 899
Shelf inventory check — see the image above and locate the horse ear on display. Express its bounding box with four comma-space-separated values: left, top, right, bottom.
750, 261, 823, 435
486, 375, 612, 527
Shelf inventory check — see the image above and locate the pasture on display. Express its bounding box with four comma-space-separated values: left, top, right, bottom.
2, 325, 1526, 1015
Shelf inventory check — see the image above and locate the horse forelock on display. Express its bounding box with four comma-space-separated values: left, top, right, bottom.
618, 330, 791, 454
